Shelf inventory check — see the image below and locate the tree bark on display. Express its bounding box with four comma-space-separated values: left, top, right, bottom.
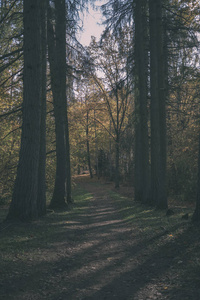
115, 133, 120, 188
150, 0, 161, 207
149, 0, 167, 209
192, 133, 200, 223
7, 0, 42, 221
47, 0, 72, 208
65, 99, 72, 203
134, 0, 150, 203
86, 110, 93, 178
37, 0, 47, 217
157, 0, 167, 209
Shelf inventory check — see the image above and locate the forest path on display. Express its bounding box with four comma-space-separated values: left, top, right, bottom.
1, 175, 200, 300
69, 178, 141, 300
67, 178, 180, 300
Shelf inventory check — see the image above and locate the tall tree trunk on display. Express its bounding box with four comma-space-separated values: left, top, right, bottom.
7, 0, 42, 221
115, 90, 120, 188
94, 109, 99, 177
57, 0, 72, 204
157, 0, 167, 209
65, 100, 72, 203
149, 0, 167, 209
192, 133, 200, 223
109, 120, 113, 180
134, 0, 149, 203
37, 0, 47, 216
149, 0, 161, 206
86, 110, 93, 178
47, 4, 66, 208
47, 0, 72, 208
115, 133, 120, 188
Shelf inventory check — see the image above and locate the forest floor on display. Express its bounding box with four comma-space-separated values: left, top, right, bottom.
0, 175, 200, 300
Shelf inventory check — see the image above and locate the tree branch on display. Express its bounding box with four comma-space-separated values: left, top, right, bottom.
0, 106, 22, 119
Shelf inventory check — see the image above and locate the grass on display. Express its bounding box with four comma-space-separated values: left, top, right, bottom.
1, 177, 200, 300
107, 188, 197, 239
105, 187, 200, 299
0, 185, 92, 264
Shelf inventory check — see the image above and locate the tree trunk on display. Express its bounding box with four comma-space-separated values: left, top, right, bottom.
65, 100, 72, 203
94, 109, 99, 177
115, 86, 120, 188
192, 133, 200, 223
157, 0, 167, 209
47, 9, 67, 208
86, 110, 93, 178
134, 0, 149, 203
149, 0, 161, 206
37, 0, 47, 217
109, 120, 113, 180
7, 0, 42, 221
47, 0, 72, 208
149, 0, 168, 209
115, 133, 120, 188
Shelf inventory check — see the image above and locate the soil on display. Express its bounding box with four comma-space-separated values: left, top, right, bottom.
0, 175, 200, 300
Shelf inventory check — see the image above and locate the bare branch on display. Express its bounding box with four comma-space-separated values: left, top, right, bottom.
0, 48, 23, 61
1, 126, 21, 141
0, 106, 22, 119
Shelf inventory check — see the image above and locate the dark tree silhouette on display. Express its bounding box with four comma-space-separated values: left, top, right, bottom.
7, 0, 47, 221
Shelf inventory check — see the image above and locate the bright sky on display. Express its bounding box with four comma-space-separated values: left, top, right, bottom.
79, 1, 106, 46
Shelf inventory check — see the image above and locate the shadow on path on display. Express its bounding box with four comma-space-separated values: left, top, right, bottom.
1, 178, 200, 300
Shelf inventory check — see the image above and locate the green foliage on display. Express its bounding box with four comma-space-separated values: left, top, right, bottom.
107, 188, 193, 231
0, 1, 24, 204
168, 128, 198, 202
167, 74, 200, 202
0, 94, 22, 204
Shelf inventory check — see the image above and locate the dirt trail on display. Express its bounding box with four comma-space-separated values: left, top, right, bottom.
66, 182, 168, 300
53, 180, 199, 300
1, 178, 200, 300
70, 182, 139, 300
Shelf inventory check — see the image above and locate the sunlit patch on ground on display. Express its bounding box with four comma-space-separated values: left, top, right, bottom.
0, 176, 200, 299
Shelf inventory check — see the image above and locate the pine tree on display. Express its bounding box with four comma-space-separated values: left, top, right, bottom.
134, 0, 150, 203
47, 0, 72, 208
149, 0, 167, 209
192, 133, 200, 223
7, 0, 46, 221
